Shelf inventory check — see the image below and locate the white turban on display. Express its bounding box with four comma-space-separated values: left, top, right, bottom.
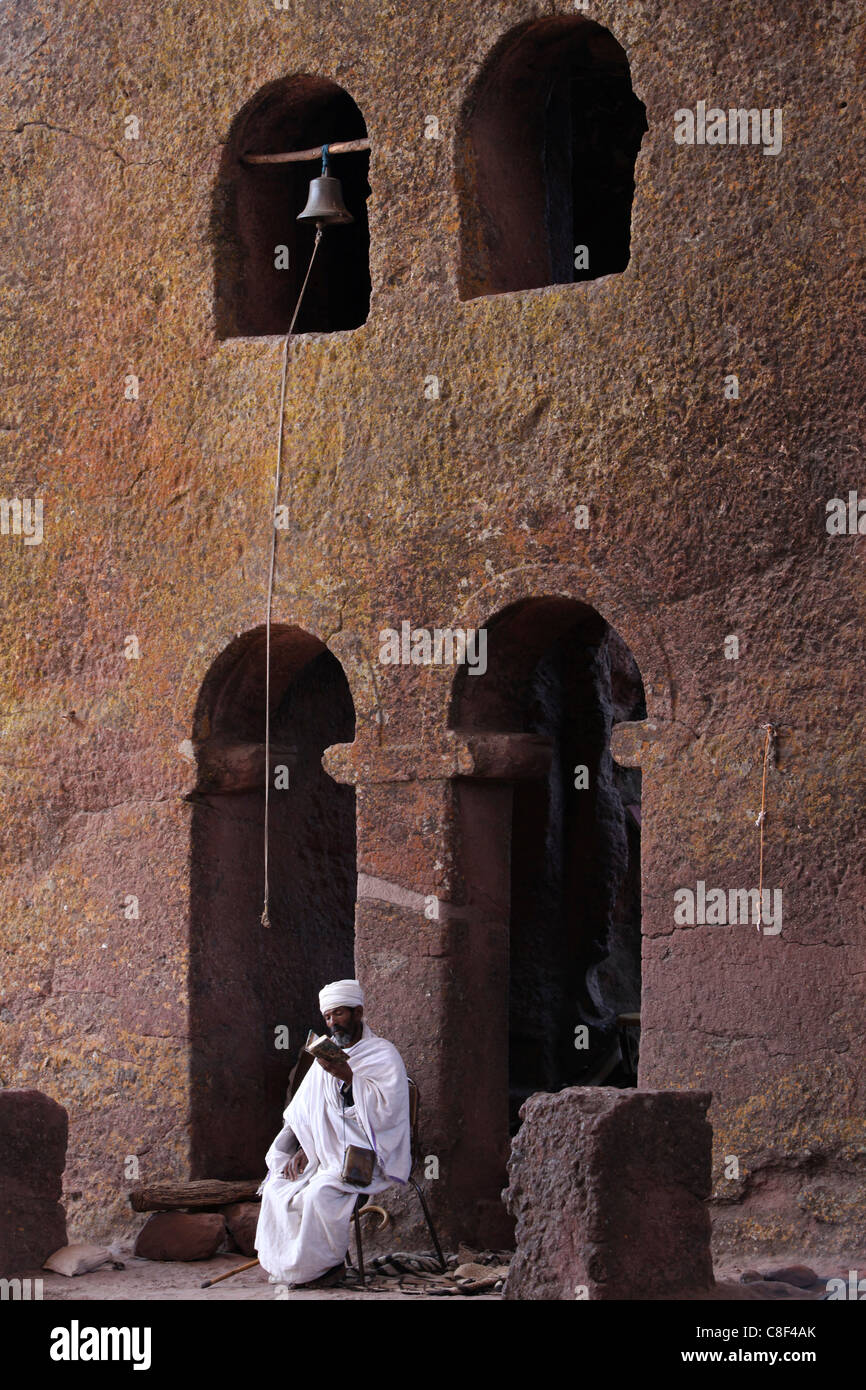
319, 979, 364, 1014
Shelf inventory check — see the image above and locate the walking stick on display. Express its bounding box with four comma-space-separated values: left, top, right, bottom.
201, 1257, 259, 1288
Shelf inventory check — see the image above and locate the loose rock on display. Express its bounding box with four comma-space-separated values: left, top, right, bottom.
763, 1264, 818, 1289
222, 1202, 260, 1258
134, 1212, 225, 1262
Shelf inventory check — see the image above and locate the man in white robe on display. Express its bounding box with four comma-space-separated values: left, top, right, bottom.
255, 978, 411, 1288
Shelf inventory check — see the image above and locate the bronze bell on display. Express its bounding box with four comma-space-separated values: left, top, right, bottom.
297, 145, 354, 228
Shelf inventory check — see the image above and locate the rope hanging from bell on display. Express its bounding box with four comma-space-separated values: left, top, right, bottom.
261, 145, 354, 928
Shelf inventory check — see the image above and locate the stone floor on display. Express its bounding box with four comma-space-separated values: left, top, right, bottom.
30, 1249, 493, 1301
23, 1247, 863, 1302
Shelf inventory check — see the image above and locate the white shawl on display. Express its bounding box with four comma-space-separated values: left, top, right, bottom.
264, 1023, 412, 1187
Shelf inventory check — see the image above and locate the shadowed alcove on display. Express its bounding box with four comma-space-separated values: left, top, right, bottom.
449, 597, 645, 1136
188, 625, 356, 1177
457, 17, 647, 300
212, 75, 371, 338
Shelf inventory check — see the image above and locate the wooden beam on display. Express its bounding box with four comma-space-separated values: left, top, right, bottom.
456, 733, 553, 781
243, 138, 371, 166
194, 740, 297, 794
129, 1179, 262, 1212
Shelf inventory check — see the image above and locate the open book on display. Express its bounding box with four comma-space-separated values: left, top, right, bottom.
304, 1029, 348, 1063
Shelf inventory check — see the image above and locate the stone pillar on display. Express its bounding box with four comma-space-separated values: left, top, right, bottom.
324, 731, 551, 1249
503, 1087, 714, 1299
0, 1090, 68, 1276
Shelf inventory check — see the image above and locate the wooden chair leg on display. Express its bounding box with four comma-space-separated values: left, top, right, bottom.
410, 1177, 447, 1271
353, 1199, 366, 1285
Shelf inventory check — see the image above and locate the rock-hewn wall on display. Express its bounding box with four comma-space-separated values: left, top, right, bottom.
0, 0, 863, 1251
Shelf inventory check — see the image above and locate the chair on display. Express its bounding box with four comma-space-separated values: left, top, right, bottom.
349, 1078, 446, 1285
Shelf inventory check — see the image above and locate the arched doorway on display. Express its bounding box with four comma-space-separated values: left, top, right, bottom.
449, 597, 645, 1136
188, 624, 356, 1177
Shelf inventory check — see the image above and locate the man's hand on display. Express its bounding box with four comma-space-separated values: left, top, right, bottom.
281, 1149, 308, 1181
316, 1055, 353, 1085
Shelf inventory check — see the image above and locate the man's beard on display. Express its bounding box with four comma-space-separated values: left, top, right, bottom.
330, 1026, 354, 1047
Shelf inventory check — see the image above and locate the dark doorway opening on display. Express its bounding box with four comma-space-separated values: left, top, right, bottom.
450, 597, 645, 1134
213, 76, 370, 338
457, 18, 647, 300
188, 625, 356, 1177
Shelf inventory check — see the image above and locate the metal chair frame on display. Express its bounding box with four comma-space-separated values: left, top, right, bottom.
348, 1077, 446, 1285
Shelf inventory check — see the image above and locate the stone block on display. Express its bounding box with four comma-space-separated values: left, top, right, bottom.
134, 1212, 225, 1262
503, 1087, 713, 1300
222, 1202, 260, 1257
0, 1089, 68, 1277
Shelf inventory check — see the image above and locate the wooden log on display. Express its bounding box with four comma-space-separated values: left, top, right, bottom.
194, 740, 297, 794
456, 733, 553, 781
129, 1180, 262, 1213
243, 138, 371, 165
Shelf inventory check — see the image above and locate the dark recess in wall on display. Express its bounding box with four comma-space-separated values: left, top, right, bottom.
213, 75, 370, 338
188, 626, 356, 1177
457, 17, 647, 300
450, 597, 646, 1133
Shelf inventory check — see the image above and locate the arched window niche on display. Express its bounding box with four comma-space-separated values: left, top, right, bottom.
213, 75, 371, 339
456, 18, 647, 301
